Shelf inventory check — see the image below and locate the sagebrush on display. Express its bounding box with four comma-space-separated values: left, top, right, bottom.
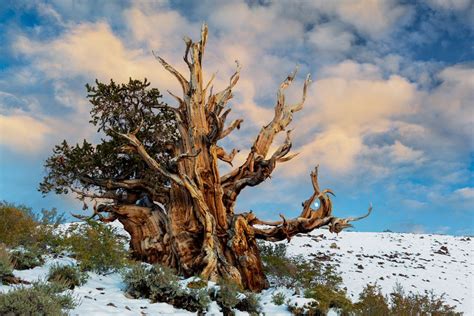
123, 264, 210, 313
0, 282, 76, 315
64, 220, 129, 273
10, 247, 44, 270
48, 264, 88, 289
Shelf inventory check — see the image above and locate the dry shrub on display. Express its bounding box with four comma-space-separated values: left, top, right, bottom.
0, 201, 66, 253
0, 202, 37, 247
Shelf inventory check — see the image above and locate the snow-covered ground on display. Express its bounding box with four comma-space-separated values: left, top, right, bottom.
1, 223, 472, 315
282, 229, 473, 314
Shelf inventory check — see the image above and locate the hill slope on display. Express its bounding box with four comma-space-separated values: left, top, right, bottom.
282, 229, 473, 314
1, 223, 472, 315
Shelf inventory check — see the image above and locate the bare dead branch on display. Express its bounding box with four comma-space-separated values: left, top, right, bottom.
216, 146, 239, 166
246, 166, 370, 241
221, 71, 311, 205
183, 36, 192, 70
219, 118, 243, 140
346, 203, 373, 223
153, 51, 189, 95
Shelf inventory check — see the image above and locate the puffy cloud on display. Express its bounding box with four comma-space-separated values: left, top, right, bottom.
389, 141, 424, 164
13, 22, 180, 93
307, 22, 355, 54
0, 114, 52, 152
124, 7, 196, 53
295, 127, 363, 174
304, 0, 412, 38
282, 60, 417, 176
418, 65, 474, 157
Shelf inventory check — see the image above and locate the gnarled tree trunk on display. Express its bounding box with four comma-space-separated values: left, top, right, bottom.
75, 25, 371, 291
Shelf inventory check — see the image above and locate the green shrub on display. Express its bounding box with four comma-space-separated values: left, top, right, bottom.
65, 220, 129, 273
48, 264, 88, 289
352, 283, 461, 316
33, 208, 67, 253
236, 292, 262, 315
0, 282, 76, 315
304, 284, 353, 315
0, 244, 14, 283
146, 264, 182, 302
390, 283, 460, 316
123, 264, 210, 313
212, 278, 241, 314
123, 264, 152, 298
271, 292, 286, 305
258, 242, 298, 287
10, 247, 44, 270
188, 288, 211, 314
259, 241, 352, 314
353, 283, 390, 315
295, 258, 343, 290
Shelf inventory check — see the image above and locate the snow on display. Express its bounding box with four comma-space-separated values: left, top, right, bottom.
279, 229, 473, 314
1, 224, 472, 315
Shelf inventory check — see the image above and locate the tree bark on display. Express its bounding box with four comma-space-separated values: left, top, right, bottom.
75, 24, 371, 292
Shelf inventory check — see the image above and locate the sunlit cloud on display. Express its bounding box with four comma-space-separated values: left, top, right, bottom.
0, 114, 52, 152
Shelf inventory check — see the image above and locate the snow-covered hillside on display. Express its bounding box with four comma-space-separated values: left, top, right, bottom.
1, 223, 472, 315
282, 229, 473, 314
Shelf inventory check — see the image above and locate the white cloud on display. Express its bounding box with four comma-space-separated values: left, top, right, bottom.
307, 22, 355, 54
305, 0, 412, 38
419, 65, 474, 153
13, 22, 180, 93
390, 140, 424, 164
0, 114, 52, 152
281, 61, 417, 176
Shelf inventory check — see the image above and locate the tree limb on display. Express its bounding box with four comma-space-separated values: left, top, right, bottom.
220, 72, 311, 211
153, 51, 189, 96
219, 118, 243, 140
216, 146, 239, 166
116, 132, 184, 186
245, 166, 372, 241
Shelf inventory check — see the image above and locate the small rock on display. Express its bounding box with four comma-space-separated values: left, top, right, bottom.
107, 303, 117, 308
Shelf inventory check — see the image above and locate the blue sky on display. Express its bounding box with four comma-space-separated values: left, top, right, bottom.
0, 0, 472, 235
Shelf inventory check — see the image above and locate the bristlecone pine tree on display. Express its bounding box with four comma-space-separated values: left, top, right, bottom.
40, 25, 371, 291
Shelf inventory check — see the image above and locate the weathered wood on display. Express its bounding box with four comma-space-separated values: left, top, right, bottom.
74, 24, 371, 292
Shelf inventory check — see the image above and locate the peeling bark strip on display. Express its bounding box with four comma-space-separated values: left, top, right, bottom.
70, 24, 372, 291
